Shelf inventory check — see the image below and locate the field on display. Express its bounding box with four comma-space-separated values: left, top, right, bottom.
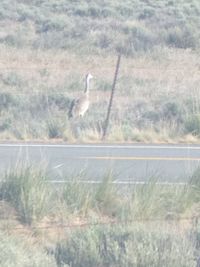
0, 0, 200, 142
0, 164, 200, 266
1, 1, 200, 266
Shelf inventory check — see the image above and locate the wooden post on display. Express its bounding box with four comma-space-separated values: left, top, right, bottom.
102, 54, 121, 140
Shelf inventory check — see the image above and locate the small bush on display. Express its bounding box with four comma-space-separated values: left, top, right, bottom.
124, 25, 157, 53
1, 33, 26, 48
166, 26, 197, 49
0, 93, 17, 111
0, 165, 50, 225
0, 231, 57, 267
185, 114, 200, 136
188, 167, 200, 202
94, 172, 121, 216
138, 7, 156, 20
0, 117, 11, 131
2, 73, 24, 87
161, 101, 184, 124
38, 18, 66, 33
61, 177, 93, 216
47, 119, 64, 139
96, 80, 112, 91
55, 225, 195, 267
47, 94, 71, 110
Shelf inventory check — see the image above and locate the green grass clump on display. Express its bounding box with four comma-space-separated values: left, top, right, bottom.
185, 114, 200, 136
59, 172, 121, 217
47, 119, 65, 139
61, 177, 93, 216
55, 224, 196, 267
0, 164, 50, 225
0, 162, 199, 225
0, 165, 199, 266
57, 170, 200, 221
0, 231, 57, 267
94, 172, 122, 216
0, 165, 200, 225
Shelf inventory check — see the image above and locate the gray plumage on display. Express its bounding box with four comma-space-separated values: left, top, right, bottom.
68, 73, 93, 119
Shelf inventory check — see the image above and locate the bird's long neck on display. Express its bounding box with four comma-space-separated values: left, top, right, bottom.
84, 77, 90, 95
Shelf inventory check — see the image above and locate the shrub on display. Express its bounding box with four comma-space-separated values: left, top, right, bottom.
125, 25, 157, 53
1, 33, 26, 48
0, 231, 57, 267
94, 172, 121, 216
37, 18, 66, 33
28, 93, 70, 116
0, 164, 50, 225
96, 80, 112, 91
0, 93, 17, 111
47, 94, 71, 110
138, 7, 156, 20
61, 177, 93, 216
55, 225, 195, 267
47, 119, 64, 139
96, 33, 113, 49
2, 73, 24, 87
185, 114, 200, 136
161, 101, 184, 123
166, 26, 197, 49
188, 167, 200, 202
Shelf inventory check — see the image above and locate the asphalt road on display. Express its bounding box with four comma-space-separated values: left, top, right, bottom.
0, 143, 200, 183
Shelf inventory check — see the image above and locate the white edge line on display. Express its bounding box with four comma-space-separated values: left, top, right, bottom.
48, 180, 187, 185
53, 164, 64, 169
0, 144, 200, 150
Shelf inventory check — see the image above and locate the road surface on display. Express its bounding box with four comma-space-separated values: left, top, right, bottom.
0, 143, 200, 183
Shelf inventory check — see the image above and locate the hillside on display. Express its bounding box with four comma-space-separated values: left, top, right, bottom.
1, 0, 200, 54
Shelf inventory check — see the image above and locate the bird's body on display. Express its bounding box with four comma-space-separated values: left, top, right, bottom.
69, 96, 89, 117
68, 73, 93, 119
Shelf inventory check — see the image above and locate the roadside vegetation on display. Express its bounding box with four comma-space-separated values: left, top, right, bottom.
0, 0, 199, 142
0, 164, 200, 266
1, 2, 200, 265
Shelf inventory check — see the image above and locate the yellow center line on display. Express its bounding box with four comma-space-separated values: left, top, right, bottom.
78, 156, 200, 161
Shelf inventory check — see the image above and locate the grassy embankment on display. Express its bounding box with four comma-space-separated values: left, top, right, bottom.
0, 164, 200, 266
0, 0, 200, 142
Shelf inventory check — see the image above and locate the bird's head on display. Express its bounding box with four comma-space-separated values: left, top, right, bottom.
86, 73, 93, 80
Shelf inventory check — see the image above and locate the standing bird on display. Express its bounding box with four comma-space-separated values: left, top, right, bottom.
68, 73, 93, 119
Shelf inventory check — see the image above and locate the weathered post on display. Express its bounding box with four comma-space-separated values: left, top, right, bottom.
102, 54, 121, 140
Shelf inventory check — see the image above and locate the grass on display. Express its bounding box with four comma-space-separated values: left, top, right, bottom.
0, 164, 50, 224
0, 69, 200, 142
1, 0, 200, 264
55, 224, 197, 267
1, 0, 199, 54
0, 164, 200, 266
1, 164, 200, 224
0, 231, 57, 267
0, 0, 199, 142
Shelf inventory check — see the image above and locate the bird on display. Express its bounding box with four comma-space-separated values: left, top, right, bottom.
68, 73, 93, 119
